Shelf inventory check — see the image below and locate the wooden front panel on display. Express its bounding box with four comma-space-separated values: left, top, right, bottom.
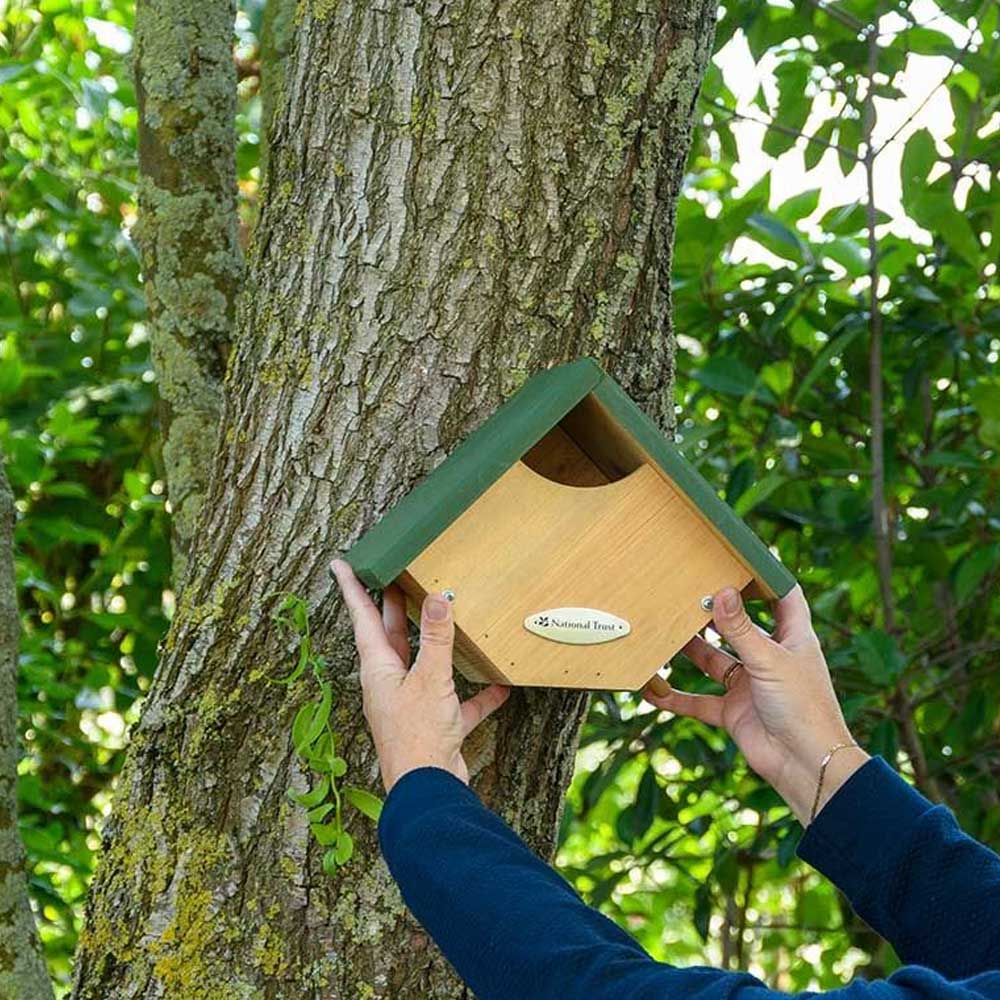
403, 460, 752, 691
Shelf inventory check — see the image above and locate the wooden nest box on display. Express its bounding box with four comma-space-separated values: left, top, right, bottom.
346, 359, 794, 692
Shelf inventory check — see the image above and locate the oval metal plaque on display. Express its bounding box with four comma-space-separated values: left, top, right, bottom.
523, 607, 631, 645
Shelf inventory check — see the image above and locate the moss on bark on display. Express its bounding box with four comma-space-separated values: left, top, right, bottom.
133, 0, 243, 589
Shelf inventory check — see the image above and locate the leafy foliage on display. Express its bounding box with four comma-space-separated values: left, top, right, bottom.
1, 0, 167, 985
558, 0, 1000, 985
1, 0, 260, 989
272, 593, 382, 876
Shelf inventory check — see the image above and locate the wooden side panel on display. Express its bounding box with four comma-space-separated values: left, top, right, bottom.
403, 460, 751, 690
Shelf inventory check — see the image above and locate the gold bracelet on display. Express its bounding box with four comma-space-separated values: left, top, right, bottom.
808, 742, 862, 824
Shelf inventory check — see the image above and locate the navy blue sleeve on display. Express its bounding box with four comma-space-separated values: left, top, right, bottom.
798, 756, 1000, 980
378, 766, 1000, 1000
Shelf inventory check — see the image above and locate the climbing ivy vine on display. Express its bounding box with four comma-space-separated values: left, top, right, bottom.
272, 593, 382, 876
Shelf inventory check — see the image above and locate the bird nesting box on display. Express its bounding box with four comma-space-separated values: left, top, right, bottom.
345, 359, 794, 692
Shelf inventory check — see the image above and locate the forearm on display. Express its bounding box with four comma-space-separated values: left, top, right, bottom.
378, 767, 760, 1000
798, 756, 1000, 979
378, 766, 997, 1000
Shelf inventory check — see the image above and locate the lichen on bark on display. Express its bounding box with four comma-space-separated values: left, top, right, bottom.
133, 0, 244, 589
74, 0, 717, 996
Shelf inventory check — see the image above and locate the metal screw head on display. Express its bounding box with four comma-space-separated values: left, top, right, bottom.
700, 595, 714, 611
442, 588, 456, 602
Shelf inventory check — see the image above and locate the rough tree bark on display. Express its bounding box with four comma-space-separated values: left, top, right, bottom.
132, 0, 244, 588
0, 463, 55, 1000
73, 1, 716, 997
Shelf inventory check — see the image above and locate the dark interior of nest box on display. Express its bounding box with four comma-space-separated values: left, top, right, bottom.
520, 393, 650, 487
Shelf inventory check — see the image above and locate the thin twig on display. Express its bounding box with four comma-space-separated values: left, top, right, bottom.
804, 0, 866, 33
703, 97, 862, 162
874, 0, 993, 158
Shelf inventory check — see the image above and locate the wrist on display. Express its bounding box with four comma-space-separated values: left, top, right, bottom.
772, 732, 869, 826
380, 750, 465, 792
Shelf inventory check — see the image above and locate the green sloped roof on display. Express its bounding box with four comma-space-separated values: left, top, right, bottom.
345, 358, 795, 597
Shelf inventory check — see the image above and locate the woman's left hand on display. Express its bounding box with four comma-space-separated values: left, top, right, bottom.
331, 559, 510, 792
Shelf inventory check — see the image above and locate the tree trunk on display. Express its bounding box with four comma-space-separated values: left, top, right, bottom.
72, 1, 716, 996
0, 463, 55, 1000
132, 0, 243, 589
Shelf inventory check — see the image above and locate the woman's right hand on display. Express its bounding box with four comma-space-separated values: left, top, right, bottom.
643, 585, 868, 824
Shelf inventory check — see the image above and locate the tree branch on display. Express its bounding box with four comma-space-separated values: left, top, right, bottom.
862, 24, 942, 800
133, 0, 243, 590
702, 97, 862, 162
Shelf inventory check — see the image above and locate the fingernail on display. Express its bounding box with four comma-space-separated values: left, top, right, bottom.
425, 596, 449, 621
720, 588, 740, 614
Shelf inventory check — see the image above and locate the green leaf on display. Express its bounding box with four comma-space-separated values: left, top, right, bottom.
715, 848, 739, 894
322, 847, 340, 876
632, 766, 659, 840
695, 356, 757, 397
953, 544, 1000, 605
970, 378, 1000, 449
0, 63, 30, 86
733, 472, 786, 516
804, 119, 836, 172
792, 325, 862, 406
777, 828, 801, 868
760, 360, 794, 398
905, 27, 959, 57
0, 334, 24, 397
334, 831, 354, 865
868, 719, 899, 764
822, 237, 867, 278
310, 821, 341, 846
776, 188, 820, 224
287, 777, 329, 809
725, 458, 755, 506
854, 629, 906, 685
306, 802, 334, 823
330, 755, 347, 778
693, 886, 711, 942
294, 682, 332, 755
17, 99, 44, 140
344, 785, 383, 822
291, 703, 317, 753
747, 213, 804, 261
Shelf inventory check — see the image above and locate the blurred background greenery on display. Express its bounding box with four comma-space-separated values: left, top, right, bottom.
1, 0, 998, 993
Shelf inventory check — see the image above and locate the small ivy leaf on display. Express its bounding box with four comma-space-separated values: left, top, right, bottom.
304, 731, 334, 771
287, 777, 329, 809
299, 683, 332, 751
310, 821, 341, 846
307, 802, 335, 823
291, 703, 316, 751
334, 831, 354, 865
277, 650, 308, 686
322, 848, 340, 876
344, 785, 383, 822
330, 756, 347, 778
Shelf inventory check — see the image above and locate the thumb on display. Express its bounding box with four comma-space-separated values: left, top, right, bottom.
712, 587, 774, 667
413, 592, 455, 682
